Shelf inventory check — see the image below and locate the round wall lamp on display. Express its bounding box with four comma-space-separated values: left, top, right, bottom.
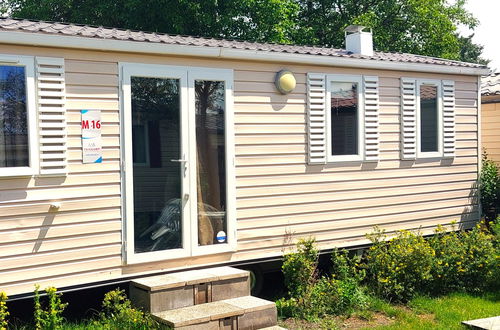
275, 69, 296, 94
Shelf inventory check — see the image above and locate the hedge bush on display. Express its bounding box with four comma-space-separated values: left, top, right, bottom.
428, 224, 498, 294
364, 228, 435, 302
363, 222, 499, 302
277, 239, 369, 321
279, 219, 500, 320
480, 152, 500, 221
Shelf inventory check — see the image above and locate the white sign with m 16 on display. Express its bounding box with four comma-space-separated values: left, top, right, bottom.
81, 109, 102, 164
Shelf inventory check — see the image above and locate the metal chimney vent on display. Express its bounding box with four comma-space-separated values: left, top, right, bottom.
344, 25, 373, 56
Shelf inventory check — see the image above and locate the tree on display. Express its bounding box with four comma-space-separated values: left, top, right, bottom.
2, 0, 488, 64
458, 34, 489, 65
3, 0, 300, 43
293, 0, 485, 63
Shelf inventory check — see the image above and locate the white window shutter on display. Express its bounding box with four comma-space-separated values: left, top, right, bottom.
36, 57, 67, 175
364, 76, 379, 162
307, 73, 327, 164
400, 78, 417, 160
442, 80, 455, 158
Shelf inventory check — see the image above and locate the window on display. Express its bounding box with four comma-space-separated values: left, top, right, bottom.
0, 55, 37, 176
417, 80, 442, 158
194, 80, 227, 246
326, 74, 364, 162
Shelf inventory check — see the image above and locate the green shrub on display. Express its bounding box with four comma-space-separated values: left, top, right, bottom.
98, 289, 158, 329
363, 223, 499, 302
277, 239, 368, 321
314, 276, 368, 316
490, 217, 500, 290
282, 238, 318, 298
0, 292, 8, 330
331, 248, 365, 283
33, 285, 68, 330
429, 224, 498, 294
364, 228, 434, 302
480, 152, 500, 222
491, 216, 500, 245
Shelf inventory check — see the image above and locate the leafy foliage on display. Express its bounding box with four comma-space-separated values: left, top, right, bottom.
0, 292, 8, 330
429, 224, 498, 294
364, 228, 435, 302
3, 0, 488, 64
282, 238, 318, 298
331, 248, 365, 283
98, 289, 158, 329
480, 152, 500, 221
4, 0, 300, 44
277, 238, 369, 321
458, 34, 490, 65
33, 285, 68, 330
294, 0, 482, 63
364, 224, 499, 302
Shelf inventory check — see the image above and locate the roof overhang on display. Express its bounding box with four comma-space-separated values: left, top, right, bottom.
481, 94, 500, 103
0, 30, 490, 76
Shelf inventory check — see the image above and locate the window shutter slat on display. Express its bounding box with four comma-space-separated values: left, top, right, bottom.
307, 73, 327, 164
442, 80, 455, 158
364, 76, 379, 162
400, 78, 417, 160
36, 57, 67, 175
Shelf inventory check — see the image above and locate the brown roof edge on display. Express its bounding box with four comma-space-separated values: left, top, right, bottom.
0, 17, 489, 72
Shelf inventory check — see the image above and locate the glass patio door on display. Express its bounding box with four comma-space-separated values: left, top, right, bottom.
122, 64, 190, 263
122, 64, 235, 264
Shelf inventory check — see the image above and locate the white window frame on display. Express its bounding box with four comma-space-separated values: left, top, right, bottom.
0, 55, 38, 177
188, 67, 236, 256
416, 79, 443, 159
326, 74, 364, 162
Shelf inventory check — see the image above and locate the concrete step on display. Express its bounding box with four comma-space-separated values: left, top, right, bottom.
462, 316, 500, 329
130, 266, 250, 313
153, 295, 278, 330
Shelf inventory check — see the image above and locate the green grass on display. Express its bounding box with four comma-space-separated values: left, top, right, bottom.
368, 292, 500, 330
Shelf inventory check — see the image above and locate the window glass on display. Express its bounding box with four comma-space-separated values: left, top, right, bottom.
420, 84, 438, 152
195, 80, 227, 246
331, 81, 358, 155
0, 65, 29, 167
131, 76, 182, 253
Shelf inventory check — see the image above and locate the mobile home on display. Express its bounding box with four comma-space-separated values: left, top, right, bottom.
0, 18, 488, 297
481, 73, 500, 164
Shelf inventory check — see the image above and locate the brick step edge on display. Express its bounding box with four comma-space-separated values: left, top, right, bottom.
153, 295, 277, 329
132, 266, 249, 291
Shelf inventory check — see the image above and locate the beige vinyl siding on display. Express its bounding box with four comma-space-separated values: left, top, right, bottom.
232, 69, 478, 256
0, 44, 479, 295
481, 101, 500, 164
0, 48, 122, 295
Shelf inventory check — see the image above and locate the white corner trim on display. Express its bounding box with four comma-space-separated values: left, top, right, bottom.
477, 75, 482, 221
0, 31, 490, 76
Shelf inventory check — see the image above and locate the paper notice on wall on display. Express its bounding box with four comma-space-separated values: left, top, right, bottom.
81, 109, 102, 163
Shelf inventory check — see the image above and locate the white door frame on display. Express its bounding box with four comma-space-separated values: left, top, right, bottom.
120, 63, 191, 264
120, 63, 236, 264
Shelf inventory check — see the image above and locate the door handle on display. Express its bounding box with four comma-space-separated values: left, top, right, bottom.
170, 158, 187, 164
